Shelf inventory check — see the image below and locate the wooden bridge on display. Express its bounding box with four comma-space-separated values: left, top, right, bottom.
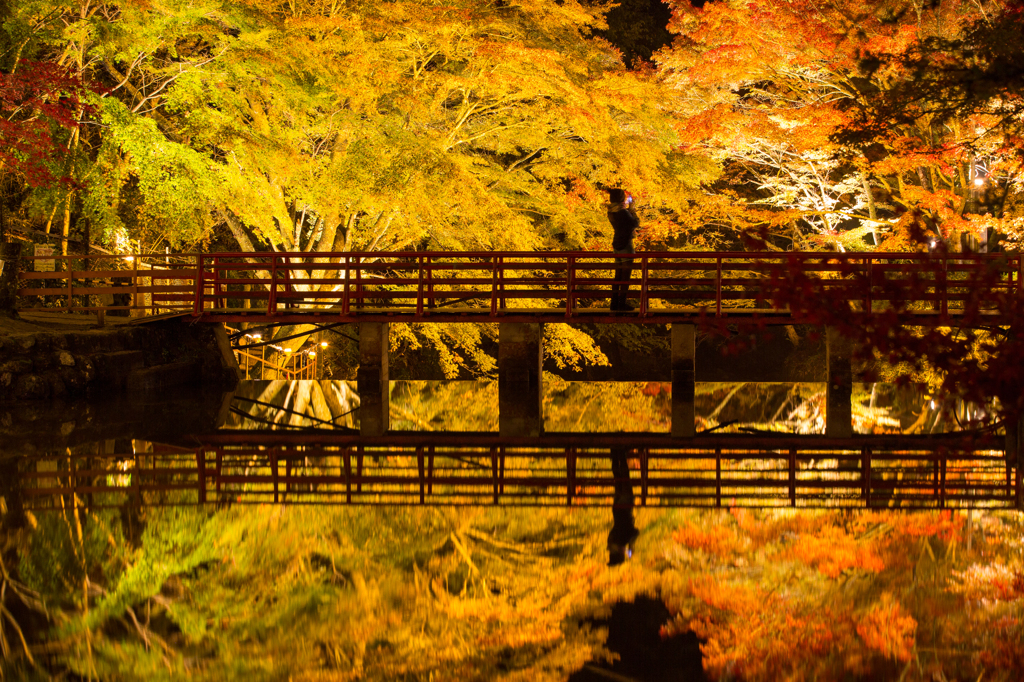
14, 250, 1024, 325
11, 248, 1023, 446
15, 432, 1018, 511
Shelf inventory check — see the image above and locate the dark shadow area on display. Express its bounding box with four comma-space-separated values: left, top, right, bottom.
0, 386, 230, 455
570, 596, 705, 682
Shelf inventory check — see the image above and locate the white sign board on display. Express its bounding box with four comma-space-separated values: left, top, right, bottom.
34, 245, 55, 272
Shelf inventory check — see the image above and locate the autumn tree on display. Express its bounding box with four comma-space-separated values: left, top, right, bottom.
656, 0, 1024, 251
2, 0, 714, 372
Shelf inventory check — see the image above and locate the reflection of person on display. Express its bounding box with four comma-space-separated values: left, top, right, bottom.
608, 447, 639, 566
606, 188, 639, 312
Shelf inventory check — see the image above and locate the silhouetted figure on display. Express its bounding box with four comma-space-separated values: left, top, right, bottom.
607, 189, 639, 312
608, 447, 639, 566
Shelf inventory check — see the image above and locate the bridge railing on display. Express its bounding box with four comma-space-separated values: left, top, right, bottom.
14, 250, 1023, 322
16, 252, 198, 316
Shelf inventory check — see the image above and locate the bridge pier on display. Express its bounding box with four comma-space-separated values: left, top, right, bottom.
826, 326, 853, 438
671, 324, 696, 437
357, 322, 389, 436
499, 323, 543, 437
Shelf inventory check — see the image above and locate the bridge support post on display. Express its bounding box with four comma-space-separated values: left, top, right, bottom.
499, 323, 543, 437
826, 326, 853, 438
671, 324, 696, 438
357, 322, 389, 436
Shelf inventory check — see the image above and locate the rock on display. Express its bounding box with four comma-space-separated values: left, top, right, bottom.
58, 351, 76, 367
126, 360, 202, 393
49, 375, 67, 398
90, 351, 144, 389
62, 369, 88, 392
79, 356, 95, 382
0, 358, 32, 374
14, 375, 49, 400
60, 421, 75, 436
17, 335, 35, 351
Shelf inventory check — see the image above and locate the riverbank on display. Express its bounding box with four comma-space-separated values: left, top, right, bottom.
0, 310, 240, 401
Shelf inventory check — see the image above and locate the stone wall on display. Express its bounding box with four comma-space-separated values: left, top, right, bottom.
0, 318, 240, 401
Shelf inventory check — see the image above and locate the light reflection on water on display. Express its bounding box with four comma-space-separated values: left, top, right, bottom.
219, 379, 965, 435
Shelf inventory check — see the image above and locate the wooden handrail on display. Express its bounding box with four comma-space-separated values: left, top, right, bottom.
14, 250, 1022, 326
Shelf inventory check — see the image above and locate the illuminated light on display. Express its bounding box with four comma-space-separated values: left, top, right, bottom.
320, 341, 328, 347
308, 351, 316, 358
930, 240, 937, 248
930, 400, 936, 409
283, 348, 293, 353
974, 177, 985, 187
125, 256, 134, 262
251, 333, 262, 341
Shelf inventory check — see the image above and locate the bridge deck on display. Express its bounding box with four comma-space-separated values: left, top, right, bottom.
14, 250, 1023, 326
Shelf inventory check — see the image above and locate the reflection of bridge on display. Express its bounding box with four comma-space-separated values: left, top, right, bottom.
16, 250, 1023, 325
16, 432, 1019, 511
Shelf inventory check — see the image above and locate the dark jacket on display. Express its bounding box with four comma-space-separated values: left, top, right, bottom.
608, 204, 639, 251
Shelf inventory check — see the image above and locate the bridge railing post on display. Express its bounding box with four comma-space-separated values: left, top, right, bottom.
639, 255, 650, 317
566, 255, 575, 318
490, 255, 498, 315
354, 254, 363, 309
715, 256, 722, 317
416, 255, 425, 316
342, 255, 351, 315
192, 254, 205, 315
268, 254, 278, 315
864, 255, 872, 314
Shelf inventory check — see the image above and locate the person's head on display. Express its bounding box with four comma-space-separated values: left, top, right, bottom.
607, 542, 632, 567
607, 526, 639, 567
608, 188, 626, 204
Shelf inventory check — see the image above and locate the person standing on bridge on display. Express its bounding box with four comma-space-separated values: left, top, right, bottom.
607, 188, 639, 312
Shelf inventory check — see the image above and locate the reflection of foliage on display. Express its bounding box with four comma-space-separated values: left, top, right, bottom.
0, 548, 46, 669
10, 477, 1024, 680
620, 507, 1024, 681
390, 381, 499, 432
544, 379, 671, 433
226, 380, 359, 430
20, 504, 614, 680
387, 380, 958, 435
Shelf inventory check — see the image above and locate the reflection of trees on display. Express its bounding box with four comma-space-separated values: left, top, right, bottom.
14, 505, 612, 679
390, 381, 499, 432
226, 380, 359, 430
387, 380, 965, 435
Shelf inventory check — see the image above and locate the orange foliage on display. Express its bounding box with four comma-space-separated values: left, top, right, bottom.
790, 524, 885, 578
678, 577, 865, 681
853, 509, 963, 543
672, 522, 743, 558
856, 595, 917, 662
